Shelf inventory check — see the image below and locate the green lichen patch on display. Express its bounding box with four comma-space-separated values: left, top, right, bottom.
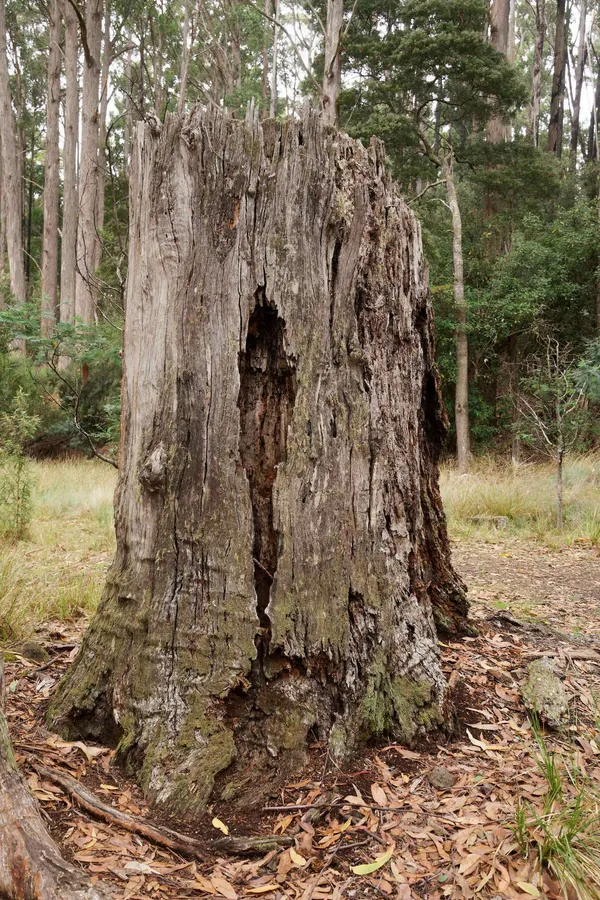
361, 654, 442, 743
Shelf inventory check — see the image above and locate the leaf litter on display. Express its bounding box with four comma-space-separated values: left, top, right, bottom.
3, 540, 600, 899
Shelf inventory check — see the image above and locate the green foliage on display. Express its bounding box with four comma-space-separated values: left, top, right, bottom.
0, 304, 122, 457
0, 389, 40, 540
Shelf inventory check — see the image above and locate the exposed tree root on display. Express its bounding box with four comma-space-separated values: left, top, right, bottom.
32, 763, 292, 859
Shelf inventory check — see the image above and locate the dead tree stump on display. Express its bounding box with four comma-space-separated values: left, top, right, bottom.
48, 107, 468, 813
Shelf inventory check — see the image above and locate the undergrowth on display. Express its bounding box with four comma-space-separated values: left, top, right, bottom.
0, 460, 116, 642
440, 454, 600, 548
513, 717, 600, 900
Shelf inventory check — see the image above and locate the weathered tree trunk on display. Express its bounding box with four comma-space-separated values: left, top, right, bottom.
41, 0, 62, 338
123, 39, 133, 175
48, 108, 467, 815
569, 0, 587, 170
322, 0, 344, 126
60, 0, 79, 325
75, 0, 103, 324
0, 656, 111, 899
529, 0, 546, 147
0, 0, 26, 310
547, 0, 567, 156
441, 150, 470, 474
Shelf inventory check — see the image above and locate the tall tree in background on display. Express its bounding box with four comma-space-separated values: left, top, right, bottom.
547, 0, 567, 155
487, 0, 511, 142
41, 0, 61, 338
60, 0, 79, 324
0, 0, 26, 312
322, 0, 343, 125
529, 0, 546, 147
570, 0, 587, 168
75, 0, 103, 324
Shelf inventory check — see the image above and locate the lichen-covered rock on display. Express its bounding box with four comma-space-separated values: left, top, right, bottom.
521, 658, 568, 729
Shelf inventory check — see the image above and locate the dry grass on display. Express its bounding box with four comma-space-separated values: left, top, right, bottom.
0, 460, 116, 642
440, 454, 600, 548
1, 454, 599, 641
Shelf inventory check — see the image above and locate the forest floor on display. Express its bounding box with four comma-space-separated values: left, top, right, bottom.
2, 462, 600, 900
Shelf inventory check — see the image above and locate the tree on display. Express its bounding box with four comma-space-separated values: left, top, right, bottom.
75, 0, 103, 324
547, 0, 567, 156
0, 0, 26, 312
529, 0, 546, 147
517, 339, 589, 528
41, 0, 62, 338
60, 0, 79, 325
322, 0, 343, 125
48, 107, 467, 813
569, 0, 587, 169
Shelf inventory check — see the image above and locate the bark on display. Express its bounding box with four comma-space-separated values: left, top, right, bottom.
0, 0, 26, 308
569, 0, 587, 169
0, 152, 5, 290
123, 40, 133, 174
0, 656, 111, 899
547, 0, 567, 156
60, 0, 79, 325
441, 151, 470, 473
529, 0, 546, 147
75, 0, 103, 324
41, 0, 62, 338
48, 107, 467, 815
487, 0, 511, 143
322, 0, 344, 127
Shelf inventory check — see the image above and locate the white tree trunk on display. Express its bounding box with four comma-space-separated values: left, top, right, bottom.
322, 0, 343, 126
41, 0, 62, 338
60, 0, 79, 325
0, 0, 26, 310
93, 0, 111, 277
75, 0, 103, 324
529, 0, 546, 147
178, 0, 191, 114
442, 151, 470, 473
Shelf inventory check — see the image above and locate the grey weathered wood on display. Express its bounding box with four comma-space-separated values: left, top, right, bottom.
49, 106, 467, 813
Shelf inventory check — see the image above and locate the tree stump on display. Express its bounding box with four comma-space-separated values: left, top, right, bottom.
48, 107, 467, 813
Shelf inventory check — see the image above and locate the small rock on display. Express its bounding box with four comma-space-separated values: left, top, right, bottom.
521, 658, 568, 729
428, 766, 456, 791
18, 640, 49, 664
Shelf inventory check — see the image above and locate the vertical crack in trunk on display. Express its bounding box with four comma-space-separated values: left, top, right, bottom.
238, 290, 297, 666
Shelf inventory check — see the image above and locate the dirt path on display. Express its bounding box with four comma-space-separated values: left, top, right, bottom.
452, 538, 600, 636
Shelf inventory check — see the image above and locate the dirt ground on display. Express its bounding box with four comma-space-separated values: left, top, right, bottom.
4, 537, 600, 900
